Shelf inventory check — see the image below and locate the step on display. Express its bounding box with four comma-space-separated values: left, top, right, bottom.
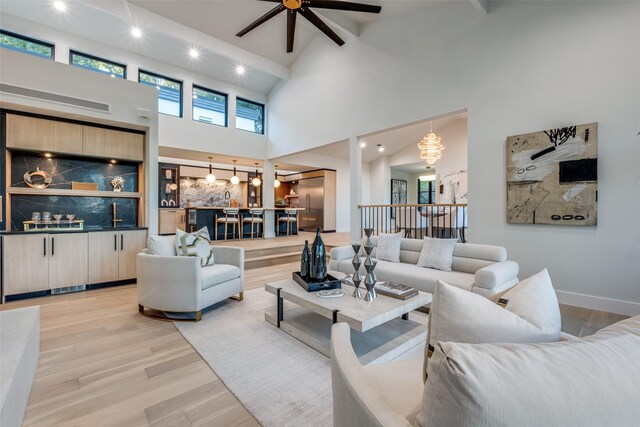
245, 252, 303, 270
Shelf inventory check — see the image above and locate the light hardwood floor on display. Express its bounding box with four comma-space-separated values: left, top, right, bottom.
0, 239, 629, 426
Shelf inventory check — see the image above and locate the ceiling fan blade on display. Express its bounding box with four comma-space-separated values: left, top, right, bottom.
236, 3, 286, 37
299, 6, 345, 46
304, 0, 382, 14
287, 10, 297, 53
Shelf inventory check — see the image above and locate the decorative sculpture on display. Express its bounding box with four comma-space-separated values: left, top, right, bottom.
363, 228, 377, 301
351, 243, 363, 299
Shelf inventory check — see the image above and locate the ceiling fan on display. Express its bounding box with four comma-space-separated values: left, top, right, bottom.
237, 0, 382, 53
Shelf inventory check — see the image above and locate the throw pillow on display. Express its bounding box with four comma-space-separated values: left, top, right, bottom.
175, 227, 215, 267
416, 237, 457, 272
147, 235, 176, 256
376, 232, 402, 263
423, 269, 561, 382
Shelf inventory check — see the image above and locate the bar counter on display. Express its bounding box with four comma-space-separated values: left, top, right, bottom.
185, 207, 304, 240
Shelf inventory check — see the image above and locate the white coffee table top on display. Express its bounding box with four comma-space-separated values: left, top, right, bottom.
265, 275, 432, 333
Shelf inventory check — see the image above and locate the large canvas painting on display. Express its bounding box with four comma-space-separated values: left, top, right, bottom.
391, 179, 407, 205
506, 123, 598, 225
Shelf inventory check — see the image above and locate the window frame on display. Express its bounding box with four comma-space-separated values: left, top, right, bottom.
235, 96, 265, 135
0, 29, 54, 60
417, 179, 436, 205
69, 49, 127, 79
138, 69, 184, 118
192, 84, 228, 127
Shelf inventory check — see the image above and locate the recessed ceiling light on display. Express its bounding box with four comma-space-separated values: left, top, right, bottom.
189, 48, 199, 59
360, 141, 366, 148
53, 1, 66, 11
44, 153, 52, 158
236, 65, 246, 75
377, 144, 384, 152
131, 27, 142, 38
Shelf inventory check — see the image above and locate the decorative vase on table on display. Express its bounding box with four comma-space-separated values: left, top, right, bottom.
363, 228, 378, 301
300, 240, 311, 278
310, 227, 327, 281
351, 243, 363, 299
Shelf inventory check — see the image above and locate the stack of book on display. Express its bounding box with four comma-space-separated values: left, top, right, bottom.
375, 282, 419, 300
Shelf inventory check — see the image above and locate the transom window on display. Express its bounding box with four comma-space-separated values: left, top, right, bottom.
70, 50, 126, 79
236, 97, 264, 134
192, 85, 227, 127
0, 29, 54, 60
139, 70, 183, 117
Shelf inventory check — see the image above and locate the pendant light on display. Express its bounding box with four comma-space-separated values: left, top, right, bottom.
252, 163, 261, 187
230, 160, 240, 185
274, 165, 281, 188
417, 121, 445, 166
205, 157, 216, 183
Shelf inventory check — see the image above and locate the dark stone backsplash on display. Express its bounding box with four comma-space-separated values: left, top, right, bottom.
11, 196, 138, 230
11, 152, 138, 192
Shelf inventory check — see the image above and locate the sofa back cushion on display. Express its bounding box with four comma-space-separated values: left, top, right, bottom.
421, 315, 640, 427
366, 237, 507, 273
147, 235, 176, 256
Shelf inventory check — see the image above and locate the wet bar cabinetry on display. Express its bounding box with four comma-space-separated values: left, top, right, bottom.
2, 233, 88, 297
159, 209, 185, 234
88, 229, 147, 284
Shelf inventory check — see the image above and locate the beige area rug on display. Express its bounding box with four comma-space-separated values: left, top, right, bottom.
175, 288, 427, 427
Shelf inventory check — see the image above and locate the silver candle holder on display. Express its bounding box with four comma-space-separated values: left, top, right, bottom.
351, 243, 363, 299
363, 228, 377, 302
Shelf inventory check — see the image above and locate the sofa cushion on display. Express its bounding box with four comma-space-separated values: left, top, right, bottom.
147, 235, 176, 256
376, 232, 402, 263
416, 237, 458, 272
421, 315, 640, 427
372, 260, 475, 294
423, 271, 561, 382
176, 227, 215, 267
201, 264, 241, 290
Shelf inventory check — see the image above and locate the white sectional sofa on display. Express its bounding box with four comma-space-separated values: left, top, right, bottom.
329, 237, 519, 298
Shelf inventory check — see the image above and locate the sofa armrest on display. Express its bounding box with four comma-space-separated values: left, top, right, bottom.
330, 246, 355, 262
474, 260, 520, 290
211, 246, 244, 269
137, 253, 202, 311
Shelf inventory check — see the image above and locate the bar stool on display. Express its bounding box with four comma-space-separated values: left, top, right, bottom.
215, 208, 241, 240
242, 208, 264, 239
277, 209, 298, 236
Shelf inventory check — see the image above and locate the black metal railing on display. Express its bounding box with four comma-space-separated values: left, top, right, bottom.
359, 204, 468, 242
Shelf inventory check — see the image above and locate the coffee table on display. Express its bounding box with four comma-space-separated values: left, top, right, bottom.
264, 274, 432, 365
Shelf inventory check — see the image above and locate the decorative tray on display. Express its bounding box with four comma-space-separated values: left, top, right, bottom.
23, 220, 84, 232
292, 271, 342, 292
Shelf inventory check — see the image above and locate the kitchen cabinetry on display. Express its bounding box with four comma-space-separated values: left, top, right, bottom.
83, 126, 144, 161
159, 209, 185, 234
2, 233, 88, 296
6, 114, 83, 154
88, 229, 147, 284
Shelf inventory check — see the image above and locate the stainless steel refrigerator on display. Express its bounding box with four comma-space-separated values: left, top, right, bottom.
298, 176, 325, 231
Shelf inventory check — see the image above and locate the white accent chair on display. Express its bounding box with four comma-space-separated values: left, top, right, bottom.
137, 235, 244, 321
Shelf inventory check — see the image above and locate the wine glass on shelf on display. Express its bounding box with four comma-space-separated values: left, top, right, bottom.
53, 214, 63, 228
65, 214, 75, 225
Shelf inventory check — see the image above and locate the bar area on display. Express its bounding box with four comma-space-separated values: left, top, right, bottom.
158, 160, 336, 240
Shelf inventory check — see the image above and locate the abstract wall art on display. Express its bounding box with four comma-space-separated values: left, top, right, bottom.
506, 123, 598, 226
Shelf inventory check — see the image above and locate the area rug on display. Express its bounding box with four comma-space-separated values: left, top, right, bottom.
175, 288, 427, 427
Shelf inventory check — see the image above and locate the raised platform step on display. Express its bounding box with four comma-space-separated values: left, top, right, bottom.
246, 252, 303, 270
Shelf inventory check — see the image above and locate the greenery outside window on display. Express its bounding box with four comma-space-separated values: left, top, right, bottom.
70, 50, 126, 79
192, 85, 227, 127
236, 97, 264, 134
418, 179, 436, 204
139, 70, 183, 117
0, 29, 53, 59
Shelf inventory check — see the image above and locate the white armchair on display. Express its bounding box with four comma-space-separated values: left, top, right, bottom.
137, 236, 244, 321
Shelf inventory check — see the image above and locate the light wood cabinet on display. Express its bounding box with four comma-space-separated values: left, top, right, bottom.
49, 233, 88, 289
2, 234, 50, 296
159, 209, 185, 234
118, 229, 147, 280
88, 229, 147, 284
6, 115, 83, 154
88, 231, 120, 284
83, 126, 144, 161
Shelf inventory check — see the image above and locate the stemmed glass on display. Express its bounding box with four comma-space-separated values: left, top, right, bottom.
65, 214, 75, 225
53, 214, 63, 228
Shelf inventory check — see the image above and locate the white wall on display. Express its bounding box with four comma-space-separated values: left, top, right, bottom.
273, 152, 350, 232
1, 13, 268, 159
0, 48, 160, 232
268, 1, 640, 314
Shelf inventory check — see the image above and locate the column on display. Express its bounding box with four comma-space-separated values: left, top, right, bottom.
349, 136, 363, 242
262, 159, 276, 238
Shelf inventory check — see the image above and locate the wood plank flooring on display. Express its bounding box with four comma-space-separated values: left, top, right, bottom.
0, 232, 629, 426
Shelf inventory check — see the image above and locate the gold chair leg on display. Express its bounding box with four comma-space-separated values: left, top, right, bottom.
230, 292, 244, 301
195, 310, 202, 322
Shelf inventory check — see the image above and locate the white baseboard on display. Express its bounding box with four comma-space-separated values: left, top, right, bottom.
556, 290, 640, 316
264, 231, 276, 239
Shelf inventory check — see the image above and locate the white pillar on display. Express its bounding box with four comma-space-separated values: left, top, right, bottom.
349, 136, 363, 243
262, 159, 276, 238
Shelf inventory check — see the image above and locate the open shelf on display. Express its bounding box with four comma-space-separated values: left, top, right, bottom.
8, 187, 142, 199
